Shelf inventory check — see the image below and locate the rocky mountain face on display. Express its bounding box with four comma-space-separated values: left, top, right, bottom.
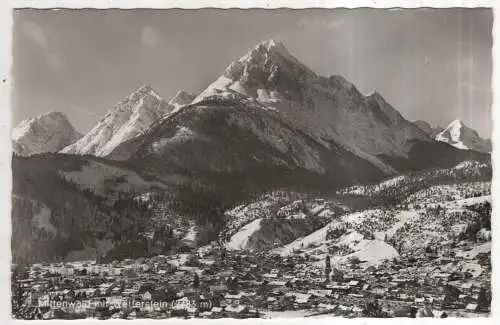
12, 112, 82, 156
435, 120, 491, 153
61, 85, 172, 157
413, 120, 443, 138
192, 40, 431, 173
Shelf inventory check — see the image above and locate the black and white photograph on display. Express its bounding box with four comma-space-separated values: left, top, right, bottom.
7, 5, 493, 320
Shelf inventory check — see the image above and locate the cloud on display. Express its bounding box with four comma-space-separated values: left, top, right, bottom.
298, 18, 345, 30
326, 19, 345, 29
22, 21, 48, 48
461, 81, 487, 94
70, 105, 99, 117
141, 26, 161, 47
21, 21, 64, 72
46, 53, 63, 71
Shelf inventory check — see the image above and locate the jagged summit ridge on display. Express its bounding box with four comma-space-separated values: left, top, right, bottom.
126, 84, 160, 101
61, 85, 172, 157
12, 111, 82, 156
413, 120, 443, 138
193, 39, 317, 104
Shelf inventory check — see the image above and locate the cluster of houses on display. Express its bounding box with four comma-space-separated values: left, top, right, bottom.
12, 238, 491, 320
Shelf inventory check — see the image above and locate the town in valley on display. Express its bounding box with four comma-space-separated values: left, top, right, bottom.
10, 8, 493, 320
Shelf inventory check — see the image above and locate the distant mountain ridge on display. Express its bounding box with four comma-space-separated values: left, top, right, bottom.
435, 120, 491, 153
413, 120, 443, 138
13, 40, 489, 173
414, 119, 491, 153
12, 111, 82, 156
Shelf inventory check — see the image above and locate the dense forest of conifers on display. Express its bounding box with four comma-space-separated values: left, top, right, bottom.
337, 163, 491, 209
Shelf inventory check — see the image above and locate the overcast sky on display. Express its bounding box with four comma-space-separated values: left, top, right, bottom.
12, 8, 493, 137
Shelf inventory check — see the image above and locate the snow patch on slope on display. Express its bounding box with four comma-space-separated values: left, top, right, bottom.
348, 240, 400, 265
60, 161, 167, 196
32, 204, 58, 237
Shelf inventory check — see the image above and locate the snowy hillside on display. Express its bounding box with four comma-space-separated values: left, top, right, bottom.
218, 159, 491, 270
12, 112, 82, 156
226, 219, 262, 250
338, 159, 491, 199
59, 160, 170, 198
271, 180, 490, 269
61, 85, 172, 157
435, 120, 491, 153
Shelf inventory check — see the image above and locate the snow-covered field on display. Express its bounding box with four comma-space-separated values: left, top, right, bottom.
182, 226, 198, 243
60, 161, 168, 196
346, 240, 399, 266
262, 310, 318, 319
226, 219, 262, 250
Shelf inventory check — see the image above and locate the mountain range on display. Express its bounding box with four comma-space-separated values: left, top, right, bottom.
414, 119, 491, 153
60, 85, 174, 157
11, 40, 491, 263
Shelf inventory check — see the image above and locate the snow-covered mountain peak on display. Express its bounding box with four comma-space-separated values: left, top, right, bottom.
126, 84, 158, 100
12, 111, 82, 156
61, 85, 172, 157
446, 119, 465, 133
194, 40, 316, 104
435, 119, 490, 153
239, 39, 290, 59
449, 119, 463, 126
250, 39, 291, 60
168, 90, 196, 110
261, 39, 285, 50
